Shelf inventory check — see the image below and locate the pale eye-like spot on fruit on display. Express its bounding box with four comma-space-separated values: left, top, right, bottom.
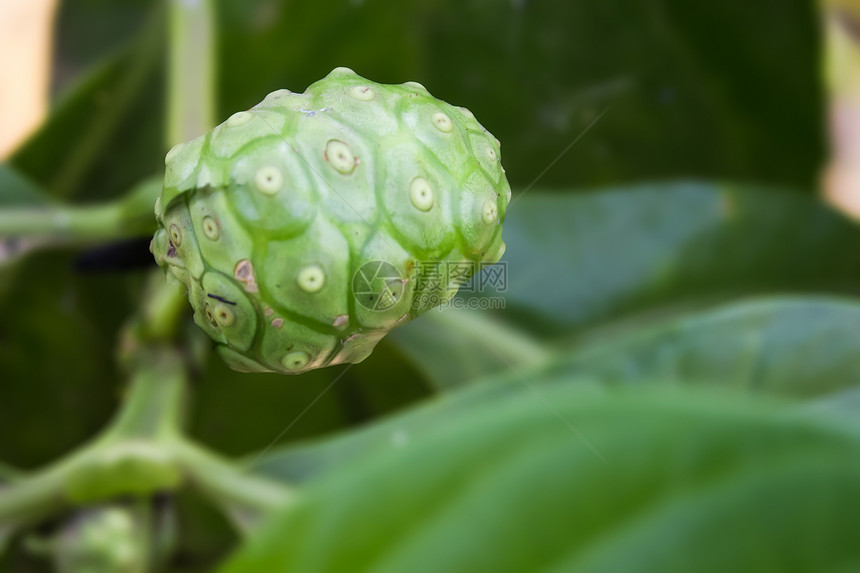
282, 351, 309, 371
213, 303, 235, 326
349, 85, 375, 101
169, 224, 182, 247
482, 199, 498, 224
410, 177, 434, 211
226, 111, 253, 127
202, 216, 220, 240
486, 147, 497, 161
255, 166, 284, 195
297, 264, 325, 293
271, 317, 284, 329
325, 140, 357, 174
431, 112, 453, 133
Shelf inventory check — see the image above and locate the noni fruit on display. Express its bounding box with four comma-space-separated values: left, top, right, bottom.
152, 67, 510, 374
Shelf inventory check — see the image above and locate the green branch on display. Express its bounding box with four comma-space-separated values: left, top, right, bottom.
168, 0, 216, 146
0, 0, 297, 548
171, 442, 296, 535
0, 176, 159, 243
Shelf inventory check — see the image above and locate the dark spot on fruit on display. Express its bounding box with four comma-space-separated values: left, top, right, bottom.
167, 241, 177, 258
207, 294, 236, 306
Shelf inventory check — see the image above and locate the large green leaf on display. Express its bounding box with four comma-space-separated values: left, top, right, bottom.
388, 183, 860, 387
225, 386, 860, 572
546, 296, 860, 398
218, 0, 822, 189
252, 295, 860, 483
490, 183, 860, 333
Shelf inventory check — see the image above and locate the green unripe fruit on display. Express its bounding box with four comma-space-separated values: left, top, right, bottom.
152, 67, 510, 374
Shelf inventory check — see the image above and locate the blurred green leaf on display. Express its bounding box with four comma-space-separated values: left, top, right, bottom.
388, 308, 549, 390
493, 183, 860, 333
11, 4, 165, 201
250, 295, 860, 484
548, 296, 860, 398
0, 165, 52, 207
226, 385, 860, 572
805, 387, 860, 429
217, 0, 822, 189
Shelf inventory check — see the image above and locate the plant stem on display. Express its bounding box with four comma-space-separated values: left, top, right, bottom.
0, 175, 160, 242
138, 272, 190, 343
0, 203, 139, 239
171, 441, 295, 535
107, 346, 189, 439
0, 454, 88, 530
167, 0, 216, 147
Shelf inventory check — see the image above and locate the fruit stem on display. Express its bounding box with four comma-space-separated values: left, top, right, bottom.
136, 272, 190, 344
106, 346, 189, 439
167, 0, 216, 147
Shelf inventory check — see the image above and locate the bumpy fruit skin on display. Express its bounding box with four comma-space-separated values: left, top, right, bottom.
152, 67, 510, 374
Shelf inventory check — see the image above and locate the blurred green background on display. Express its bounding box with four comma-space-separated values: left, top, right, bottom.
5, 0, 860, 571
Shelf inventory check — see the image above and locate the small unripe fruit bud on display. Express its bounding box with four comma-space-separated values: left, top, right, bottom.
153, 68, 510, 374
